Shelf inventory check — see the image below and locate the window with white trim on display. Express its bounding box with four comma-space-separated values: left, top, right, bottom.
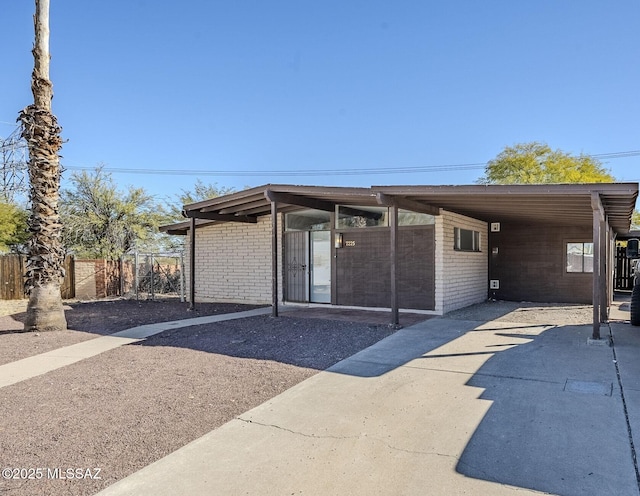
454, 227, 481, 252
566, 242, 594, 273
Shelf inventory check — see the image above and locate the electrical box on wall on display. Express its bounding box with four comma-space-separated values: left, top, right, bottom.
490, 222, 501, 232
490, 280, 500, 290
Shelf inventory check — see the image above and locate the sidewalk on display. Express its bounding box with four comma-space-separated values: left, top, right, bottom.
96, 308, 640, 496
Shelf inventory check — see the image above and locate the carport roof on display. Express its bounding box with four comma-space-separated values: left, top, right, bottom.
161, 182, 638, 235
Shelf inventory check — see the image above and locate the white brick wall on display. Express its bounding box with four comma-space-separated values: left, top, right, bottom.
435, 211, 488, 314
184, 215, 283, 305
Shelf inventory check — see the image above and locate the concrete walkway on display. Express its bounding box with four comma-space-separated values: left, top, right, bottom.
95, 310, 640, 496
0, 307, 271, 389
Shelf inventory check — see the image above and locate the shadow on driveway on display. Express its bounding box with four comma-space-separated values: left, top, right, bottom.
452, 322, 637, 496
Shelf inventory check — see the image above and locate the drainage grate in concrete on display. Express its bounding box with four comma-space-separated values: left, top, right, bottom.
564, 379, 613, 396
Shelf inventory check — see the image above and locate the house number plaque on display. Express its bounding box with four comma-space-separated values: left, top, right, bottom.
345, 240, 356, 247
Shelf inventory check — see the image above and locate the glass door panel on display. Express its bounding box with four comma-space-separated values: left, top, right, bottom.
310, 231, 331, 303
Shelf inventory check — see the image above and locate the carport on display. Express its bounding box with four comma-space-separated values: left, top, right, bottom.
162, 182, 638, 341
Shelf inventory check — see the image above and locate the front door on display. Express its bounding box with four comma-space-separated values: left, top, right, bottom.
285, 231, 309, 302
310, 231, 331, 303
284, 231, 331, 303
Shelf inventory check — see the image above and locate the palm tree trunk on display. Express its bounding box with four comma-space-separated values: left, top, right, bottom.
18, 0, 67, 332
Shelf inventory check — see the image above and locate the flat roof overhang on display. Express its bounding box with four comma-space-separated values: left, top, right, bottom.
160, 182, 638, 235
374, 183, 638, 234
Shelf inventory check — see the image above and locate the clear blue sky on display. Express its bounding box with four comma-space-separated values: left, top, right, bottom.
2, 0, 639, 204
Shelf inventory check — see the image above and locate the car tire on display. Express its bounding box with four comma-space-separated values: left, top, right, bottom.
631, 278, 640, 327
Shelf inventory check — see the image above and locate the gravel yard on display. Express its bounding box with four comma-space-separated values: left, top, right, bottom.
0, 299, 263, 366
0, 299, 400, 496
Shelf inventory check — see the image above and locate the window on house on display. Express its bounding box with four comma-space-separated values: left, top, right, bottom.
336, 205, 388, 228
285, 209, 331, 231
454, 227, 480, 252
566, 242, 594, 273
398, 210, 436, 226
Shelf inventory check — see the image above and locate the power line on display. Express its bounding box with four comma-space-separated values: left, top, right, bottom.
591, 151, 640, 160
65, 162, 487, 177
63, 149, 640, 178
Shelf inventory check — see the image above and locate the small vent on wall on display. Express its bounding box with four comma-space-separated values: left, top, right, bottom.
489, 280, 500, 290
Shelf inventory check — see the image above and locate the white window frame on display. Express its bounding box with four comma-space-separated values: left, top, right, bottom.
454, 227, 481, 252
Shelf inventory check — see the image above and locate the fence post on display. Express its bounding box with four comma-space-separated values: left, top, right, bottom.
119, 256, 124, 297
134, 252, 139, 301
179, 254, 185, 302
150, 253, 155, 301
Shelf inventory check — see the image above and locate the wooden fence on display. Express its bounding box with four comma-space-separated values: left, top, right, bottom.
0, 254, 75, 300
615, 246, 634, 291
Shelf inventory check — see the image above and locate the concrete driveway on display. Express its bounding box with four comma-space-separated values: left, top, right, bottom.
97, 299, 640, 496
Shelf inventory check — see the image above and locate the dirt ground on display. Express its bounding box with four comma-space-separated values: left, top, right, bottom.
445, 299, 595, 325
0, 299, 263, 366
0, 298, 400, 496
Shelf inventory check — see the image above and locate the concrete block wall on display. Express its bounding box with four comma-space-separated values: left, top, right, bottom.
95, 260, 120, 298
185, 215, 283, 305
74, 260, 97, 300
435, 211, 488, 314
74, 260, 121, 300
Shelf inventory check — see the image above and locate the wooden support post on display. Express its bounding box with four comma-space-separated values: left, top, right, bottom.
591, 193, 602, 340
600, 218, 608, 323
609, 227, 616, 308
189, 216, 196, 311
390, 204, 399, 326
271, 201, 279, 317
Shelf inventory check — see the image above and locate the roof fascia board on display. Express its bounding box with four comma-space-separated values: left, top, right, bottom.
374, 183, 638, 196
183, 184, 273, 212
159, 218, 217, 235
267, 184, 374, 198
182, 210, 258, 223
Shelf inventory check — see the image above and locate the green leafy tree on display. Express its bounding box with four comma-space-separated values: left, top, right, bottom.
158, 180, 236, 253
632, 210, 640, 231
478, 142, 615, 185
180, 179, 235, 205
61, 166, 164, 259
166, 179, 235, 222
0, 201, 29, 252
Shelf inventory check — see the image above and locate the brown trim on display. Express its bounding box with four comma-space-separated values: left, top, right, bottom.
390, 204, 399, 325
271, 201, 279, 317
374, 183, 638, 196
592, 192, 603, 339
182, 210, 257, 223
189, 216, 196, 311
330, 210, 337, 305
600, 217, 608, 323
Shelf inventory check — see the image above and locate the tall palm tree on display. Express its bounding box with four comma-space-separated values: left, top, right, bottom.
18, 0, 67, 331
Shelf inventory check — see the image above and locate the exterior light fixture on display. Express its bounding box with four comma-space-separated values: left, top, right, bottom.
335, 233, 344, 249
